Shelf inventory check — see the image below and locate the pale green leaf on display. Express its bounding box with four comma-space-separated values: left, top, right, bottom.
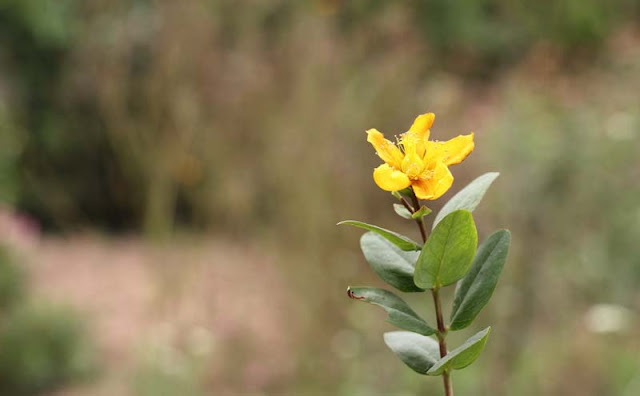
360, 232, 423, 292
347, 287, 435, 335
338, 220, 421, 251
411, 206, 432, 220
384, 331, 441, 375
426, 327, 491, 375
433, 172, 499, 229
450, 230, 511, 330
393, 204, 413, 219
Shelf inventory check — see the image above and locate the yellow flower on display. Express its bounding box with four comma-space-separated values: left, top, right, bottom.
366, 112, 474, 200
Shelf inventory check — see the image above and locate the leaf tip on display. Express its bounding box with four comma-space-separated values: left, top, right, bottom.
478, 326, 492, 339
346, 286, 365, 300
494, 229, 512, 244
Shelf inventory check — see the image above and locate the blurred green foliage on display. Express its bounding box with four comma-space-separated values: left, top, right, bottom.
412, 0, 626, 67
0, 245, 98, 395
0, 246, 24, 311
0, 305, 97, 395
0, 105, 23, 205
132, 339, 210, 396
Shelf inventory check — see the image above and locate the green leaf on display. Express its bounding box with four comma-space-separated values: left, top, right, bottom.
393, 204, 432, 221
397, 187, 413, 197
347, 287, 435, 335
360, 232, 423, 292
414, 210, 478, 289
383, 331, 441, 375
338, 220, 421, 251
411, 206, 432, 220
426, 327, 491, 376
433, 172, 499, 229
393, 204, 413, 219
450, 230, 511, 330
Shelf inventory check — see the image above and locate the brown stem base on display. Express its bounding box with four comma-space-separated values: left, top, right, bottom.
442, 372, 453, 396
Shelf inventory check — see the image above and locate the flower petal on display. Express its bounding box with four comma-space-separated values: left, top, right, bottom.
373, 164, 411, 192
403, 112, 434, 158
412, 161, 453, 200
426, 133, 475, 166
367, 129, 404, 169
408, 113, 435, 138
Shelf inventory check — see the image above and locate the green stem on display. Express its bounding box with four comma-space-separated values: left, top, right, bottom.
409, 190, 453, 396
410, 193, 428, 243
399, 195, 415, 213
432, 288, 453, 396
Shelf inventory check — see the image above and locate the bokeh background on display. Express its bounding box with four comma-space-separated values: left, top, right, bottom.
1, 1, 640, 395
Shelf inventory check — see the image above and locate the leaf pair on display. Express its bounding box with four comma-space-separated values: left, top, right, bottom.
393, 204, 432, 220
351, 229, 511, 335
342, 209, 481, 294
414, 212, 511, 330
384, 327, 491, 375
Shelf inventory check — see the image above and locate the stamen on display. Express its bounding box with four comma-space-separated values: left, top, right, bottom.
394, 135, 405, 154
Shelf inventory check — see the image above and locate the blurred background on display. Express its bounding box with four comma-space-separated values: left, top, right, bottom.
1, 0, 640, 395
